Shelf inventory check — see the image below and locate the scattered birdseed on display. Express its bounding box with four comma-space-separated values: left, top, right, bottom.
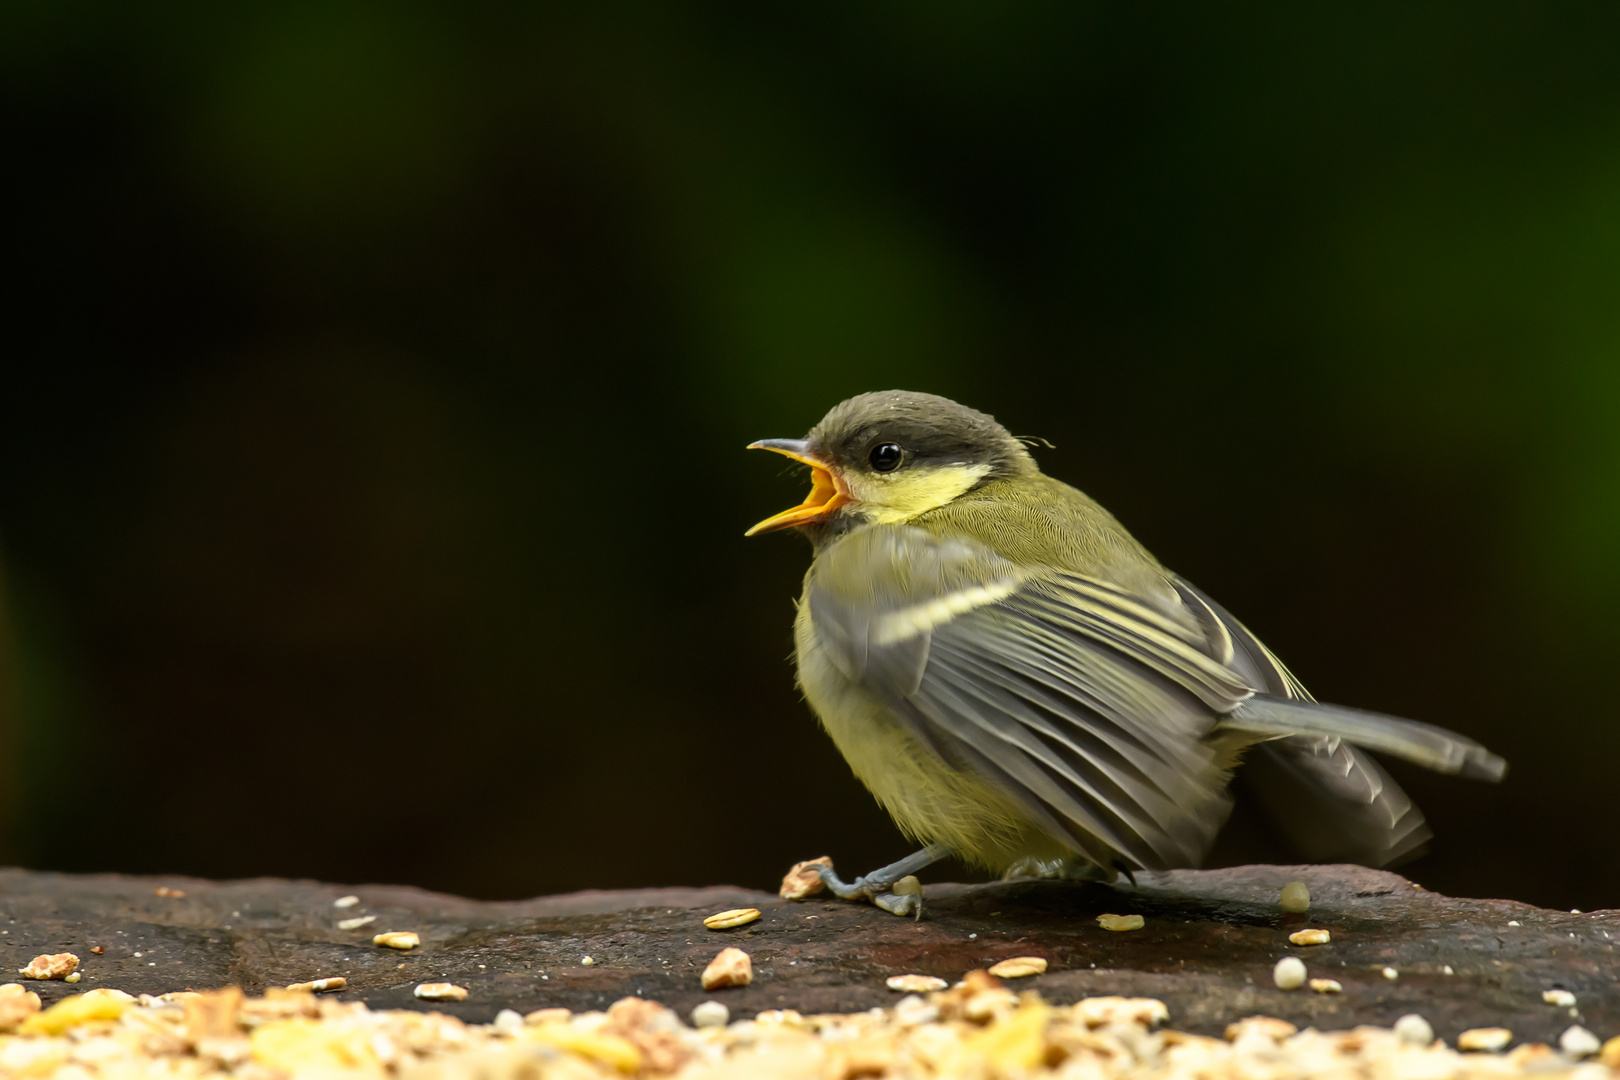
1601, 1035, 1620, 1068
886, 974, 948, 993
413, 983, 468, 1002
701, 947, 752, 990
1457, 1027, 1513, 1053
1272, 956, 1307, 990
153, 887, 186, 899
1279, 881, 1310, 912
1394, 1014, 1434, 1045
1561, 1025, 1601, 1058
689, 1000, 729, 1028
63, 973, 80, 984
285, 977, 346, 993
18, 954, 79, 980
581, 956, 595, 966
1508, 919, 1521, 927
89, 947, 104, 955
1382, 967, 1398, 980
526, 1007, 571, 1025
372, 932, 419, 950
333, 895, 360, 908
1542, 989, 1576, 1008
1288, 928, 1330, 946
1097, 913, 1144, 931
1441, 965, 1455, 975
987, 956, 1048, 979
1308, 978, 1342, 994
1226, 1017, 1297, 1042
1075, 997, 1169, 1029
492, 1009, 524, 1035
702, 908, 761, 930
779, 857, 833, 900
337, 914, 377, 931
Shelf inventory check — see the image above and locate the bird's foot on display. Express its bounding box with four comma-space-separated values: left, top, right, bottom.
1001, 855, 1119, 883
809, 845, 950, 920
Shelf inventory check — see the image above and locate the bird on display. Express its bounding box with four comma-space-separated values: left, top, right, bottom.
745, 390, 1506, 917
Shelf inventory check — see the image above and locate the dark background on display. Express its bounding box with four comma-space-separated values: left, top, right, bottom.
3, 2, 1617, 910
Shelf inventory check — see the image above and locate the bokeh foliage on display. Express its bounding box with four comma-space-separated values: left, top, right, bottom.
4, 1, 1618, 906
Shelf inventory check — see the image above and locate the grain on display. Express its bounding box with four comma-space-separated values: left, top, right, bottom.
689, 1001, 729, 1028
886, 974, 948, 993
372, 931, 419, 950
1457, 1027, 1512, 1053
1308, 978, 1342, 994
701, 947, 752, 990
987, 956, 1048, 979
1096, 913, 1144, 931
1279, 881, 1310, 912
1288, 928, 1330, 945
1272, 956, 1306, 990
702, 908, 761, 930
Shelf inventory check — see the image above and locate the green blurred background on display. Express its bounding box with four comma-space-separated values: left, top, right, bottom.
4, 2, 1617, 909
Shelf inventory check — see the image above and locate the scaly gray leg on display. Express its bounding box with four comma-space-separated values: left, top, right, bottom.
812, 844, 952, 918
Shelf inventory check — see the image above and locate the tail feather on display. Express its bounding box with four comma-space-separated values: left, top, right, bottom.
1224, 696, 1508, 782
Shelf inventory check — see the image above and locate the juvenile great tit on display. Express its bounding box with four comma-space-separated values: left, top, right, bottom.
747, 390, 1505, 917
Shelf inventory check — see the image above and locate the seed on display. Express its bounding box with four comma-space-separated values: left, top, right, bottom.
413, 983, 468, 1002
63, 973, 80, 984
1600, 1035, 1620, 1068
1382, 967, 1398, 980
286, 978, 346, 993
1560, 1025, 1601, 1058
690, 1001, 729, 1028
18, 954, 79, 980
779, 857, 833, 901
333, 895, 360, 908
90, 947, 105, 956
581, 956, 595, 966
1272, 956, 1306, 990
153, 887, 186, 899
1096, 913, 1144, 931
1279, 881, 1310, 912
986, 957, 1048, 979
338, 915, 377, 930
525, 1008, 571, 1025
703, 908, 761, 930
886, 974, 948, 993
1542, 989, 1576, 1008
1308, 978, 1341, 994
372, 932, 419, 950
1457, 1027, 1512, 1053
1288, 928, 1330, 946
701, 947, 752, 990
1394, 1015, 1434, 1045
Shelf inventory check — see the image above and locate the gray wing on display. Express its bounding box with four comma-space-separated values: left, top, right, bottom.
806, 525, 1254, 870
1176, 580, 1433, 866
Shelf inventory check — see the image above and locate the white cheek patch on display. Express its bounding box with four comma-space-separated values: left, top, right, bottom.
873, 578, 1022, 645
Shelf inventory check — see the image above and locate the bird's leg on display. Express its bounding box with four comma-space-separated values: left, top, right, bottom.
812, 844, 952, 919
1001, 855, 1118, 884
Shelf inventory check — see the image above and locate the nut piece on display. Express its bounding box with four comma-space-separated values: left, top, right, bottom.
1457, 1027, 1513, 1053
413, 983, 468, 1002
1394, 1014, 1434, 1045
1076, 997, 1169, 1029
285, 978, 347, 993
1308, 978, 1342, 994
1288, 928, 1330, 946
987, 957, 1048, 979
153, 886, 186, 898
1600, 1035, 1620, 1068
780, 857, 833, 900
689, 1001, 729, 1028
886, 974, 948, 993
702, 908, 761, 931
1279, 881, 1310, 912
18, 953, 79, 980
701, 947, 752, 990
338, 915, 377, 930
1542, 988, 1576, 1008
1560, 1025, 1601, 1058
1272, 956, 1306, 990
373, 932, 420, 950
1225, 1016, 1298, 1042
1096, 913, 1144, 931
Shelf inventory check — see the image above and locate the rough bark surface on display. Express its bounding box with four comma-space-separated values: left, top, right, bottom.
1, 866, 1612, 1042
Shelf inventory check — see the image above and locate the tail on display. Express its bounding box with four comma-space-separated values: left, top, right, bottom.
1221, 696, 1508, 782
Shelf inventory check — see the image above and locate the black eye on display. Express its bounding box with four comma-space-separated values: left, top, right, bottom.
868, 442, 903, 472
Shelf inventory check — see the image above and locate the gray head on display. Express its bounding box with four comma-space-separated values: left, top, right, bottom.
746, 390, 1037, 537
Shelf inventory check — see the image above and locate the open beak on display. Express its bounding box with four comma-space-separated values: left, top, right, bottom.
744, 438, 852, 536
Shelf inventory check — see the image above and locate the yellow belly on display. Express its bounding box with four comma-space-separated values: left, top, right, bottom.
793, 601, 1074, 874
